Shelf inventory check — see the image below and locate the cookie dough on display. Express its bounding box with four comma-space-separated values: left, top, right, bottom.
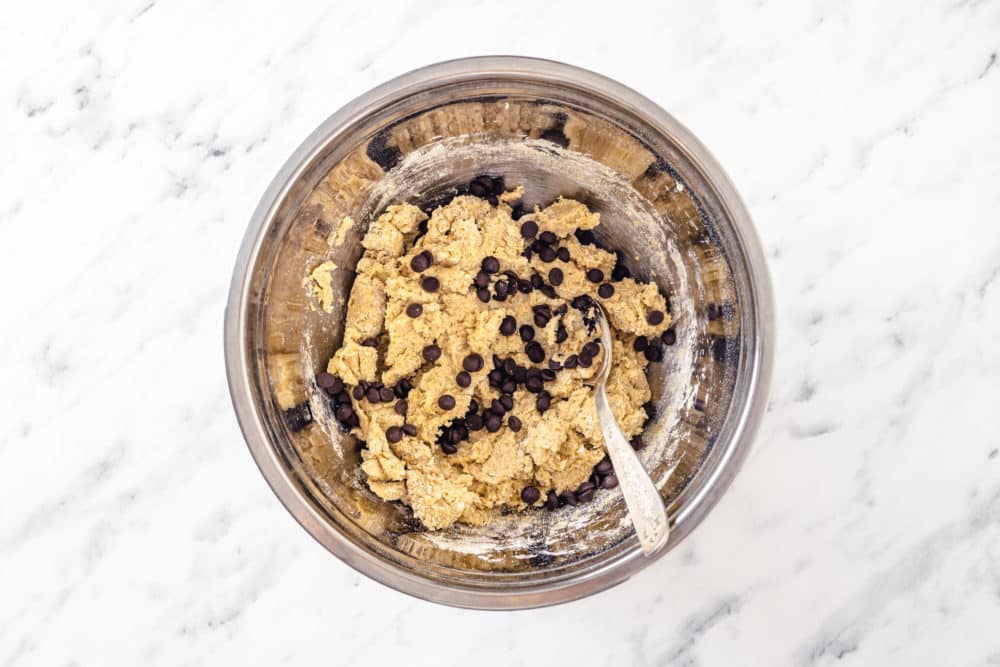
324, 192, 670, 529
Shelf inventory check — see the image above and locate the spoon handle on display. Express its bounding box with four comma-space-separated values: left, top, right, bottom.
595, 385, 670, 555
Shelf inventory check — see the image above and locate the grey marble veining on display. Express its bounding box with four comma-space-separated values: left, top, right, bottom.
2, 0, 999, 664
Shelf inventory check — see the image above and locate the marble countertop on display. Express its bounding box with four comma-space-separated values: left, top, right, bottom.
3, 0, 999, 664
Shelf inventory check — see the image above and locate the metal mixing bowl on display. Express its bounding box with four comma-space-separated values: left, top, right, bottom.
224, 56, 774, 609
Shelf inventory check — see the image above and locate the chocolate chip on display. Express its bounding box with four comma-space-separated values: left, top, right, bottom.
420, 276, 440, 292
586, 268, 604, 283
647, 310, 665, 325
316, 372, 337, 390
536, 391, 551, 413
541, 127, 569, 147
555, 324, 568, 343
533, 312, 550, 328
402, 423, 417, 437
489, 398, 506, 416
538, 246, 556, 263
508, 415, 522, 432
334, 404, 354, 423
410, 252, 430, 272
441, 442, 458, 455
379, 387, 394, 402
486, 413, 502, 432
500, 316, 517, 335
406, 303, 423, 318
564, 354, 579, 369
557, 247, 570, 262
456, 371, 471, 387
463, 353, 484, 372
633, 336, 648, 352
644, 344, 663, 362
395, 399, 408, 416
486, 194, 499, 206
559, 490, 577, 506
494, 281, 508, 299
362, 337, 378, 348
335, 391, 350, 404
545, 490, 559, 510
352, 385, 365, 400
500, 394, 514, 411
539, 230, 557, 245
366, 387, 380, 402
541, 369, 556, 381
481, 256, 500, 274
501, 379, 516, 394
598, 283, 615, 298
595, 458, 613, 475
662, 328, 677, 346
519, 324, 535, 342
466, 413, 483, 430
503, 358, 517, 375
548, 359, 562, 371
577, 486, 595, 503
513, 365, 527, 383
530, 273, 544, 289
517, 278, 532, 294
476, 288, 491, 302
575, 229, 596, 245
422, 344, 441, 362
394, 379, 412, 398
526, 342, 545, 363
488, 368, 503, 385
467, 399, 479, 415
449, 423, 468, 443
469, 181, 487, 197
386, 426, 402, 443
548, 268, 564, 286
438, 394, 456, 410
601, 474, 619, 489
540, 285, 556, 298
491, 176, 505, 195
630, 437, 644, 451
577, 354, 593, 368
525, 376, 543, 393
582, 341, 600, 358
520, 220, 538, 239
511, 203, 525, 220
474, 271, 490, 288
521, 485, 540, 503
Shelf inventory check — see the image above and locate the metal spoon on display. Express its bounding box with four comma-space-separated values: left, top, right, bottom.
590, 304, 670, 556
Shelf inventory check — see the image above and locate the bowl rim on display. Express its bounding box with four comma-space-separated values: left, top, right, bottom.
224, 55, 775, 610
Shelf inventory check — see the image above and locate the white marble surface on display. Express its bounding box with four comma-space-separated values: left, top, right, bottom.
3, 0, 999, 664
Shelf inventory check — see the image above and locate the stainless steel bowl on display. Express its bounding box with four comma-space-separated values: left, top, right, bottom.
225, 56, 774, 609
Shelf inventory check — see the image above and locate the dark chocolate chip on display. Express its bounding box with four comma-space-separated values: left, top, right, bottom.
548, 359, 562, 371
386, 426, 402, 443
520, 220, 538, 239
595, 457, 613, 474
633, 336, 648, 352
541, 127, 569, 147
500, 394, 514, 411
488, 368, 503, 385
503, 358, 517, 375
539, 230, 557, 245
438, 394, 456, 410
533, 312, 550, 328
334, 404, 354, 423
519, 324, 535, 342
467, 399, 479, 415
577, 354, 593, 368
557, 247, 570, 262
494, 281, 508, 299
486, 413, 502, 432
366, 387, 380, 403
513, 365, 527, 383
486, 194, 499, 206
564, 354, 579, 369
526, 342, 545, 363
612, 263, 631, 281
352, 385, 365, 400
545, 490, 559, 510
517, 278, 532, 293
511, 203, 525, 220
481, 256, 500, 274
474, 287, 490, 303
601, 474, 619, 489
644, 344, 663, 362
500, 316, 517, 335
555, 324, 568, 343
441, 442, 458, 455
469, 181, 487, 197
630, 437, 644, 451
582, 341, 600, 358
540, 285, 556, 298
456, 371, 471, 388
420, 276, 440, 293
662, 328, 677, 346
410, 253, 430, 272
575, 229, 596, 245
316, 372, 337, 390
490, 398, 506, 415
559, 490, 578, 506
548, 268, 564, 286
379, 387, 394, 402
463, 353, 484, 372
501, 379, 517, 394
598, 283, 615, 298
647, 310, 665, 325
362, 337, 378, 348
335, 391, 350, 404
538, 246, 556, 263
466, 413, 483, 430
474, 271, 491, 288
530, 273, 544, 289
423, 344, 441, 362
402, 423, 417, 436
395, 399, 408, 416
536, 391, 551, 413
577, 486, 595, 503
521, 485, 540, 504
541, 368, 556, 381
586, 268, 604, 283
406, 303, 423, 318
508, 415, 522, 432
525, 376, 543, 393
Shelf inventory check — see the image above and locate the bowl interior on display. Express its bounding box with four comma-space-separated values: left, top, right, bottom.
233, 61, 764, 606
